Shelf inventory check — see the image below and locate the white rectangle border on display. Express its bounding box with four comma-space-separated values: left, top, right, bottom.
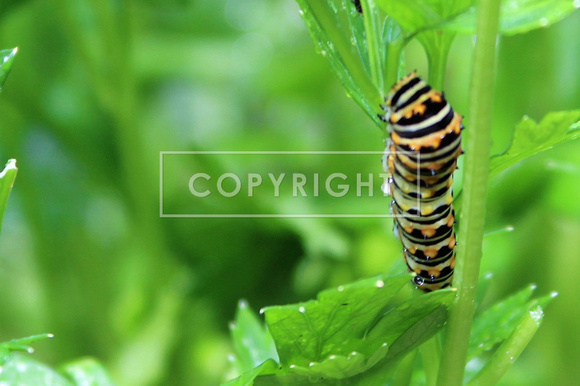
159, 151, 420, 218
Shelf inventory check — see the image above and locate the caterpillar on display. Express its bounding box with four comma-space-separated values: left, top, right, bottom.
380, 72, 464, 292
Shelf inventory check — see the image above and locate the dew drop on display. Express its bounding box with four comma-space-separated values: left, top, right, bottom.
337, 285, 345, 292
229, 322, 237, 330
375, 280, 385, 288
238, 300, 248, 309
26, 347, 34, 354
382, 342, 388, 347
259, 308, 265, 315
299, 306, 306, 314
298, 10, 304, 16
329, 355, 337, 359
320, 50, 327, 56
551, 291, 559, 298
485, 272, 493, 279
290, 364, 296, 369
47, 333, 55, 338
309, 362, 315, 367
530, 284, 537, 290
539, 17, 549, 26
227, 354, 236, 362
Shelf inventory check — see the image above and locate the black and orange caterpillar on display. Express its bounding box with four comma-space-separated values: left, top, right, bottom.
381, 72, 464, 291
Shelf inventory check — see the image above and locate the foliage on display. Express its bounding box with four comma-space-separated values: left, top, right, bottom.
0, 335, 113, 385
0, 1, 578, 386
223, 0, 579, 385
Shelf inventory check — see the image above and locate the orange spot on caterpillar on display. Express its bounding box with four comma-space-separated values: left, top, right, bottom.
431, 93, 442, 103
446, 214, 455, 227
428, 268, 441, 278
391, 132, 401, 145
413, 104, 426, 115
424, 248, 439, 258
421, 228, 437, 238
448, 235, 456, 248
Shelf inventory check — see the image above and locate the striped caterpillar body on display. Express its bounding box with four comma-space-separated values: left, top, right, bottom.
381, 72, 464, 292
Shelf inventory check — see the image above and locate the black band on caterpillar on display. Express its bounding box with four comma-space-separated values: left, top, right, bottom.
381, 72, 463, 292
352, 0, 363, 14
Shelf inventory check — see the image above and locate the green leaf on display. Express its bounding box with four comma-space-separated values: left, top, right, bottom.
347, 292, 454, 385
467, 306, 544, 385
468, 285, 535, 360
443, 0, 579, 35
0, 47, 17, 91
490, 111, 580, 179
468, 285, 557, 360
225, 274, 456, 384
229, 300, 278, 374
0, 353, 73, 386
366, 291, 454, 361
295, 0, 382, 126
262, 273, 411, 372
0, 159, 17, 234
223, 359, 281, 386
375, 0, 443, 33
59, 358, 115, 386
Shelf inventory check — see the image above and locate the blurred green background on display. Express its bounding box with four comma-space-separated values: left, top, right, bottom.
0, 1, 578, 384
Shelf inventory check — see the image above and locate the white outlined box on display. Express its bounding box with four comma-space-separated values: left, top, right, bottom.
159, 151, 421, 218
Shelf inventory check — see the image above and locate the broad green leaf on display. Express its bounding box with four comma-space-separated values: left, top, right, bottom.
0, 47, 17, 91
365, 291, 454, 359
375, 0, 469, 89
443, 0, 579, 35
0, 353, 73, 385
468, 285, 557, 360
59, 358, 115, 386
229, 300, 278, 374
0, 159, 17, 234
262, 273, 411, 369
349, 294, 454, 385
229, 274, 455, 384
295, 0, 382, 126
375, 0, 443, 33
489, 111, 580, 179
467, 306, 544, 385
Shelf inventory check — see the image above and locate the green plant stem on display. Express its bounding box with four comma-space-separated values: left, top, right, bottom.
361, 0, 384, 95
425, 45, 448, 91
392, 350, 417, 386
420, 335, 440, 386
436, 0, 501, 385
467, 308, 543, 385
384, 40, 403, 89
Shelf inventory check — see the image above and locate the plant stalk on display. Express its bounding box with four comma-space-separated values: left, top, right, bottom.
436, 0, 501, 384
